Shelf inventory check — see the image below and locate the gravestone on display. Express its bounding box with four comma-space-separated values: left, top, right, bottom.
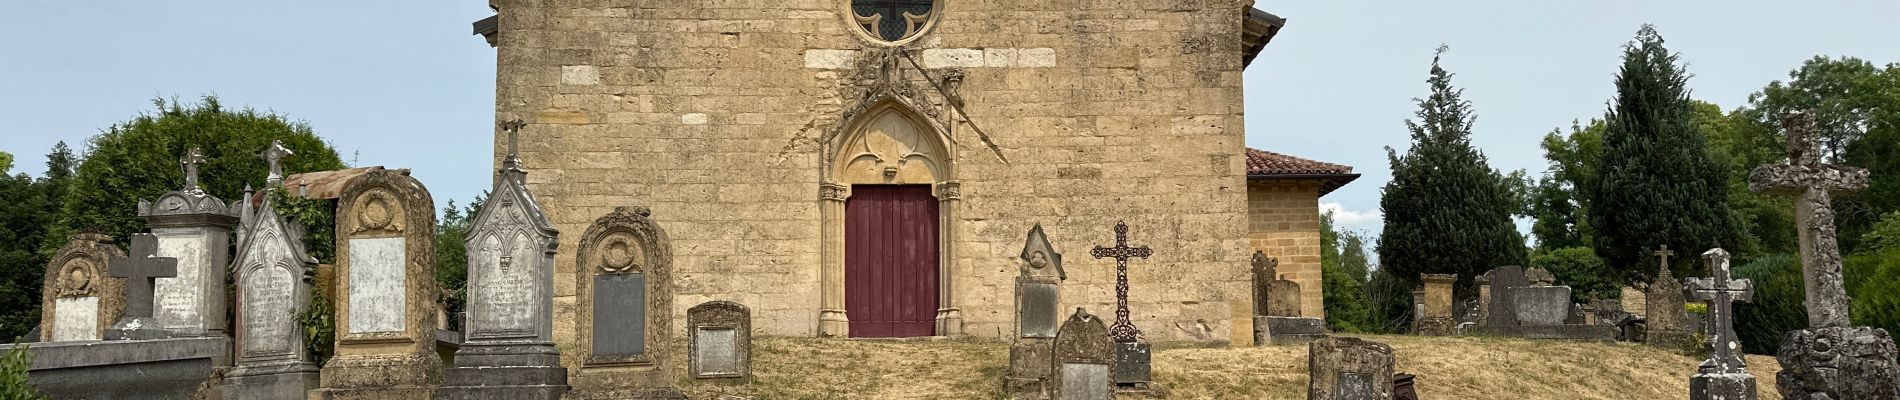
1251, 251, 1277, 319
1647, 245, 1694, 349
39, 234, 126, 342
1414, 274, 1455, 336
1512, 285, 1573, 326
1752, 111, 1900, 399
220, 180, 321, 399
137, 146, 239, 337
1686, 249, 1758, 400
1308, 336, 1395, 400
1087, 221, 1154, 390
1474, 272, 1491, 323
1266, 275, 1302, 317
106, 233, 179, 340
1053, 308, 1114, 400
439, 121, 569, 400
687, 300, 751, 380
1254, 251, 1329, 345
1006, 223, 1066, 399
570, 206, 685, 399
313, 165, 445, 399
1483, 266, 1528, 327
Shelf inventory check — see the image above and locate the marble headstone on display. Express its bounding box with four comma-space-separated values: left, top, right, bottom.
1053, 308, 1113, 400
687, 301, 751, 380
39, 234, 126, 342
313, 165, 444, 399
1308, 336, 1396, 400
220, 182, 320, 400
137, 146, 239, 337
570, 206, 683, 399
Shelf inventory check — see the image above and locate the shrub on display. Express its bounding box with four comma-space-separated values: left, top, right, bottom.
0, 339, 42, 400
1732, 254, 1805, 355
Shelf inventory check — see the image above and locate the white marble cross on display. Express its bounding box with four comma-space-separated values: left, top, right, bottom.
261, 140, 294, 183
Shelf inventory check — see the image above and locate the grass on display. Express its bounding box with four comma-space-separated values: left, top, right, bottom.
675, 334, 1782, 400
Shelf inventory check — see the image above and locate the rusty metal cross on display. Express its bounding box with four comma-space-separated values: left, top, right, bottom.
1091, 221, 1152, 342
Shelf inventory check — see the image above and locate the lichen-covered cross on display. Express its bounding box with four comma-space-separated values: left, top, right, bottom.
107, 233, 178, 320
1091, 221, 1152, 342
261, 140, 294, 183
500, 118, 528, 170
1747, 111, 1869, 328
1685, 248, 1753, 374
1652, 245, 1674, 268
179, 147, 206, 191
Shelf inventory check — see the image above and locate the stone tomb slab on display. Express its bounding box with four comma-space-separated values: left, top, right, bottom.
346, 236, 407, 334
1307, 336, 1395, 400
1512, 285, 1573, 326
592, 272, 648, 359
1484, 266, 1529, 327
687, 300, 751, 380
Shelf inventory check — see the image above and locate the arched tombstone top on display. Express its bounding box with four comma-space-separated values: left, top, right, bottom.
687, 300, 752, 379
40, 233, 128, 342
1053, 308, 1114, 365
575, 206, 675, 375
688, 301, 751, 323
578, 206, 670, 277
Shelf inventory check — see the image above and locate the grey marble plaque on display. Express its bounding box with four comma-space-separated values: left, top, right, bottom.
1019, 281, 1059, 338
51, 297, 100, 342
694, 328, 737, 376
153, 234, 205, 330
1060, 363, 1110, 400
242, 266, 294, 357
592, 272, 647, 358
1336, 372, 1374, 399
348, 237, 407, 334
470, 234, 537, 336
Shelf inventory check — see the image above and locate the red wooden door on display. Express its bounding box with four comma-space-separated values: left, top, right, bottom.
845, 184, 940, 337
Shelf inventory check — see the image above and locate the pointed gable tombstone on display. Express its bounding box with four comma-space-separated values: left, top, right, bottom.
572, 206, 682, 398
39, 234, 127, 342
1018, 223, 1065, 338
221, 182, 320, 399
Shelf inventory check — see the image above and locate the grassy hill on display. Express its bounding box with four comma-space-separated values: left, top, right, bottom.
676, 334, 1781, 399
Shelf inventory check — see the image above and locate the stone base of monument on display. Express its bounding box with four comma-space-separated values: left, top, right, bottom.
1255, 316, 1330, 345
1646, 329, 1698, 351
1775, 326, 1900, 400
437, 341, 569, 400
311, 352, 444, 399
1113, 341, 1157, 391
1690, 372, 1758, 400
0, 337, 226, 399
561, 387, 690, 400
105, 317, 178, 341
221, 360, 321, 400
1466, 324, 1618, 341
1003, 337, 1054, 399
1414, 316, 1455, 337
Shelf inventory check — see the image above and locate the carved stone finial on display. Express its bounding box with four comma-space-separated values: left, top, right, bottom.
261, 140, 293, 184
180, 147, 206, 191
499, 118, 527, 171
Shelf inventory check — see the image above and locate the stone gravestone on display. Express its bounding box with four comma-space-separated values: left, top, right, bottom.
138, 146, 239, 337
1685, 249, 1758, 400
1308, 336, 1395, 400
1053, 308, 1114, 400
1513, 267, 1571, 326
1414, 274, 1455, 336
39, 234, 127, 342
105, 233, 179, 340
1646, 245, 1694, 349
1005, 223, 1065, 399
1751, 111, 1900, 399
220, 179, 321, 399
687, 300, 751, 380
570, 206, 685, 399
439, 121, 569, 399
1256, 252, 1328, 345
313, 165, 445, 399
1483, 266, 1528, 327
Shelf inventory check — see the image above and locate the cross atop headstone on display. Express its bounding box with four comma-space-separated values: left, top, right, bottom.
107, 233, 177, 320
261, 140, 294, 184
499, 118, 527, 170
1090, 221, 1151, 342
179, 146, 206, 191
1748, 111, 1870, 328
1685, 248, 1754, 375
1653, 245, 1674, 270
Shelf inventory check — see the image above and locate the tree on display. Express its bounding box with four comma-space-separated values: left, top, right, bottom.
1530, 247, 1617, 303
1320, 212, 1372, 332
48, 96, 346, 253
1743, 56, 1900, 254
0, 144, 78, 339
434, 195, 484, 330
1378, 46, 1527, 295
1529, 119, 1605, 250
1587, 26, 1742, 284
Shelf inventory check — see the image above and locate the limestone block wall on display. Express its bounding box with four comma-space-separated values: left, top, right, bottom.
492, 0, 1252, 352
1245, 181, 1325, 319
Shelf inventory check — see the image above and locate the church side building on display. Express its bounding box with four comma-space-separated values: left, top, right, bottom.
1244, 148, 1359, 320
484, 0, 1287, 347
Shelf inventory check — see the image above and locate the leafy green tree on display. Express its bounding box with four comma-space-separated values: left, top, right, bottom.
0, 153, 11, 174
1587, 26, 1742, 284
0, 339, 44, 400
1846, 247, 1900, 336
434, 195, 484, 329
0, 144, 78, 339
1530, 247, 1617, 303
1363, 267, 1415, 334
1529, 120, 1605, 251
1378, 46, 1527, 295
1319, 212, 1372, 332
1733, 254, 1807, 355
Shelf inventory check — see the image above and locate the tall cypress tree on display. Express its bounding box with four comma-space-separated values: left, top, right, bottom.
1588, 25, 1741, 284
1378, 47, 1528, 292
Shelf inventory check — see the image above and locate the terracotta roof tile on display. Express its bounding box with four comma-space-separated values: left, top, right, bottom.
1245, 148, 1360, 196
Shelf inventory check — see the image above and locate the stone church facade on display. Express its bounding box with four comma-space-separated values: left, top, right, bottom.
484, 0, 1290, 346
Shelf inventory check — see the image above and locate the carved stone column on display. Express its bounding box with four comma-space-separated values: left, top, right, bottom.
935, 180, 963, 336
818, 181, 850, 337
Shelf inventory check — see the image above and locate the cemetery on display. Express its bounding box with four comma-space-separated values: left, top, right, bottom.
5, 1, 1900, 400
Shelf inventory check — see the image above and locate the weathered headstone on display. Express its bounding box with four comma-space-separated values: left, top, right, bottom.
1752, 111, 1900, 399
1255, 252, 1328, 345
687, 300, 751, 380
440, 121, 569, 400
570, 206, 684, 399
138, 146, 239, 337
105, 233, 179, 340
1482, 266, 1528, 327
1089, 221, 1154, 390
39, 234, 126, 342
1512, 285, 1573, 326
1053, 308, 1114, 400
220, 180, 320, 399
1266, 274, 1303, 317
1474, 272, 1491, 323
313, 165, 444, 399
1686, 249, 1758, 400
1308, 336, 1395, 400
1251, 251, 1277, 319
1414, 274, 1455, 336
1647, 245, 1694, 349
1006, 223, 1065, 399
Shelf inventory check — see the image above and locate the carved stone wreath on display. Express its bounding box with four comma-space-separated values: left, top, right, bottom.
598, 235, 644, 274
57, 258, 95, 298
350, 189, 405, 234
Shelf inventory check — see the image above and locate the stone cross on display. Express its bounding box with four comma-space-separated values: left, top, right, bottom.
107, 233, 177, 320
1090, 221, 1151, 343
1748, 111, 1869, 328
1685, 248, 1754, 375
261, 140, 294, 183
1653, 245, 1674, 272
180, 147, 206, 191
499, 118, 527, 169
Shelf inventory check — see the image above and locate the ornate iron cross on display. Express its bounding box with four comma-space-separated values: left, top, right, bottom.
1685, 248, 1754, 374
107, 233, 178, 320
180, 147, 206, 191
1747, 111, 1869, 328
1091, 221, 1152, 342
261, 140, 294, 183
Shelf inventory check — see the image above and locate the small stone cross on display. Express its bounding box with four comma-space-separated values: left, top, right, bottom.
1748, 111, 1869, 328
1090, 221, 1152, 342
500, 118, 527, 169
107, 233, 178, 320
1653, 245, 1674, 268
180, 147, 206, 191
261, 140, 294, 183
1685, 248, 1754, 374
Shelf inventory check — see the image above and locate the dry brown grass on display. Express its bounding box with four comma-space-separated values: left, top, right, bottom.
675, 334, 1782, 400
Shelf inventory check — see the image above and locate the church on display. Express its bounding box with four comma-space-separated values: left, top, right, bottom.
476, 0, 1353, 346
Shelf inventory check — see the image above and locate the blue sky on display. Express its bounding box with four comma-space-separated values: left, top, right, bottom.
5, 1, 1900, 240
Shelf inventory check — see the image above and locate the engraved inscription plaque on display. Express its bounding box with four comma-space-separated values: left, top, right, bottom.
592, 272, 648, 359
242, 266, 294, 357
347, 237, 407, 334
1336, 372, 1374, 399
694, 328, 737, 376
1019, 281, 1059, 337
51, 297, 100, 342
1059, 363, 1110, 400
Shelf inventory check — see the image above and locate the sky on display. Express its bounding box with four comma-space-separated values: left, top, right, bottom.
5, 1, 1900, 239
